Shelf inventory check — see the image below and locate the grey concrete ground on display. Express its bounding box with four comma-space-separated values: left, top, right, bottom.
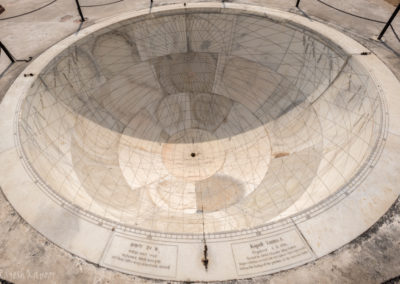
0, 0, 399, 283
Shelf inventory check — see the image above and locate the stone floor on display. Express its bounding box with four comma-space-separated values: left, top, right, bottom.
0, 0, 399, 283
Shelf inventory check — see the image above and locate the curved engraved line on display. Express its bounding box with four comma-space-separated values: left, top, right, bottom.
0, 0, 57, 21
14, 72, 388, 240
12, 11, 389, 240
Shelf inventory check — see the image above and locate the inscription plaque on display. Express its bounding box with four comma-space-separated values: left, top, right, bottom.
231, 230, 314, 276
102, 234, 178, 278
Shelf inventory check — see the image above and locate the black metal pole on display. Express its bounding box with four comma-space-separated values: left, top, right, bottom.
296, 0, 301, 8
378, 4, 400, 40
0, 41, 16, 63
75, 0, 85, 22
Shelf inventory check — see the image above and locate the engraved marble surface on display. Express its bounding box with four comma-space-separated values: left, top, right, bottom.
0, 3, 399, 282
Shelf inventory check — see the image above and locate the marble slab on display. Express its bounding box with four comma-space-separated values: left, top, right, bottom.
0, 3, 399, 282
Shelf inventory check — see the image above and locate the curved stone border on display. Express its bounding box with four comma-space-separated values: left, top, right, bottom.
0, 3, 399, 281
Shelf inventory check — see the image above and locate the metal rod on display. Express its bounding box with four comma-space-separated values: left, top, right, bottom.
378, 4, 400, 40
0, 41, 16, 63
75, 0, 85, 22
0, 41, 32, 63
296, 0, 301, 8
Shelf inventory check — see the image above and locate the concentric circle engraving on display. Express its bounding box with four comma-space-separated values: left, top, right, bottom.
1, 4, 397, 282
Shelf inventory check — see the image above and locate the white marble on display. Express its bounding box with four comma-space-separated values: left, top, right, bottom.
0, 3, 399, 281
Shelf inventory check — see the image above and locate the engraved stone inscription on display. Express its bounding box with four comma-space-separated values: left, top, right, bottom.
232, 230, 314, 276
102, 235, 178, 278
